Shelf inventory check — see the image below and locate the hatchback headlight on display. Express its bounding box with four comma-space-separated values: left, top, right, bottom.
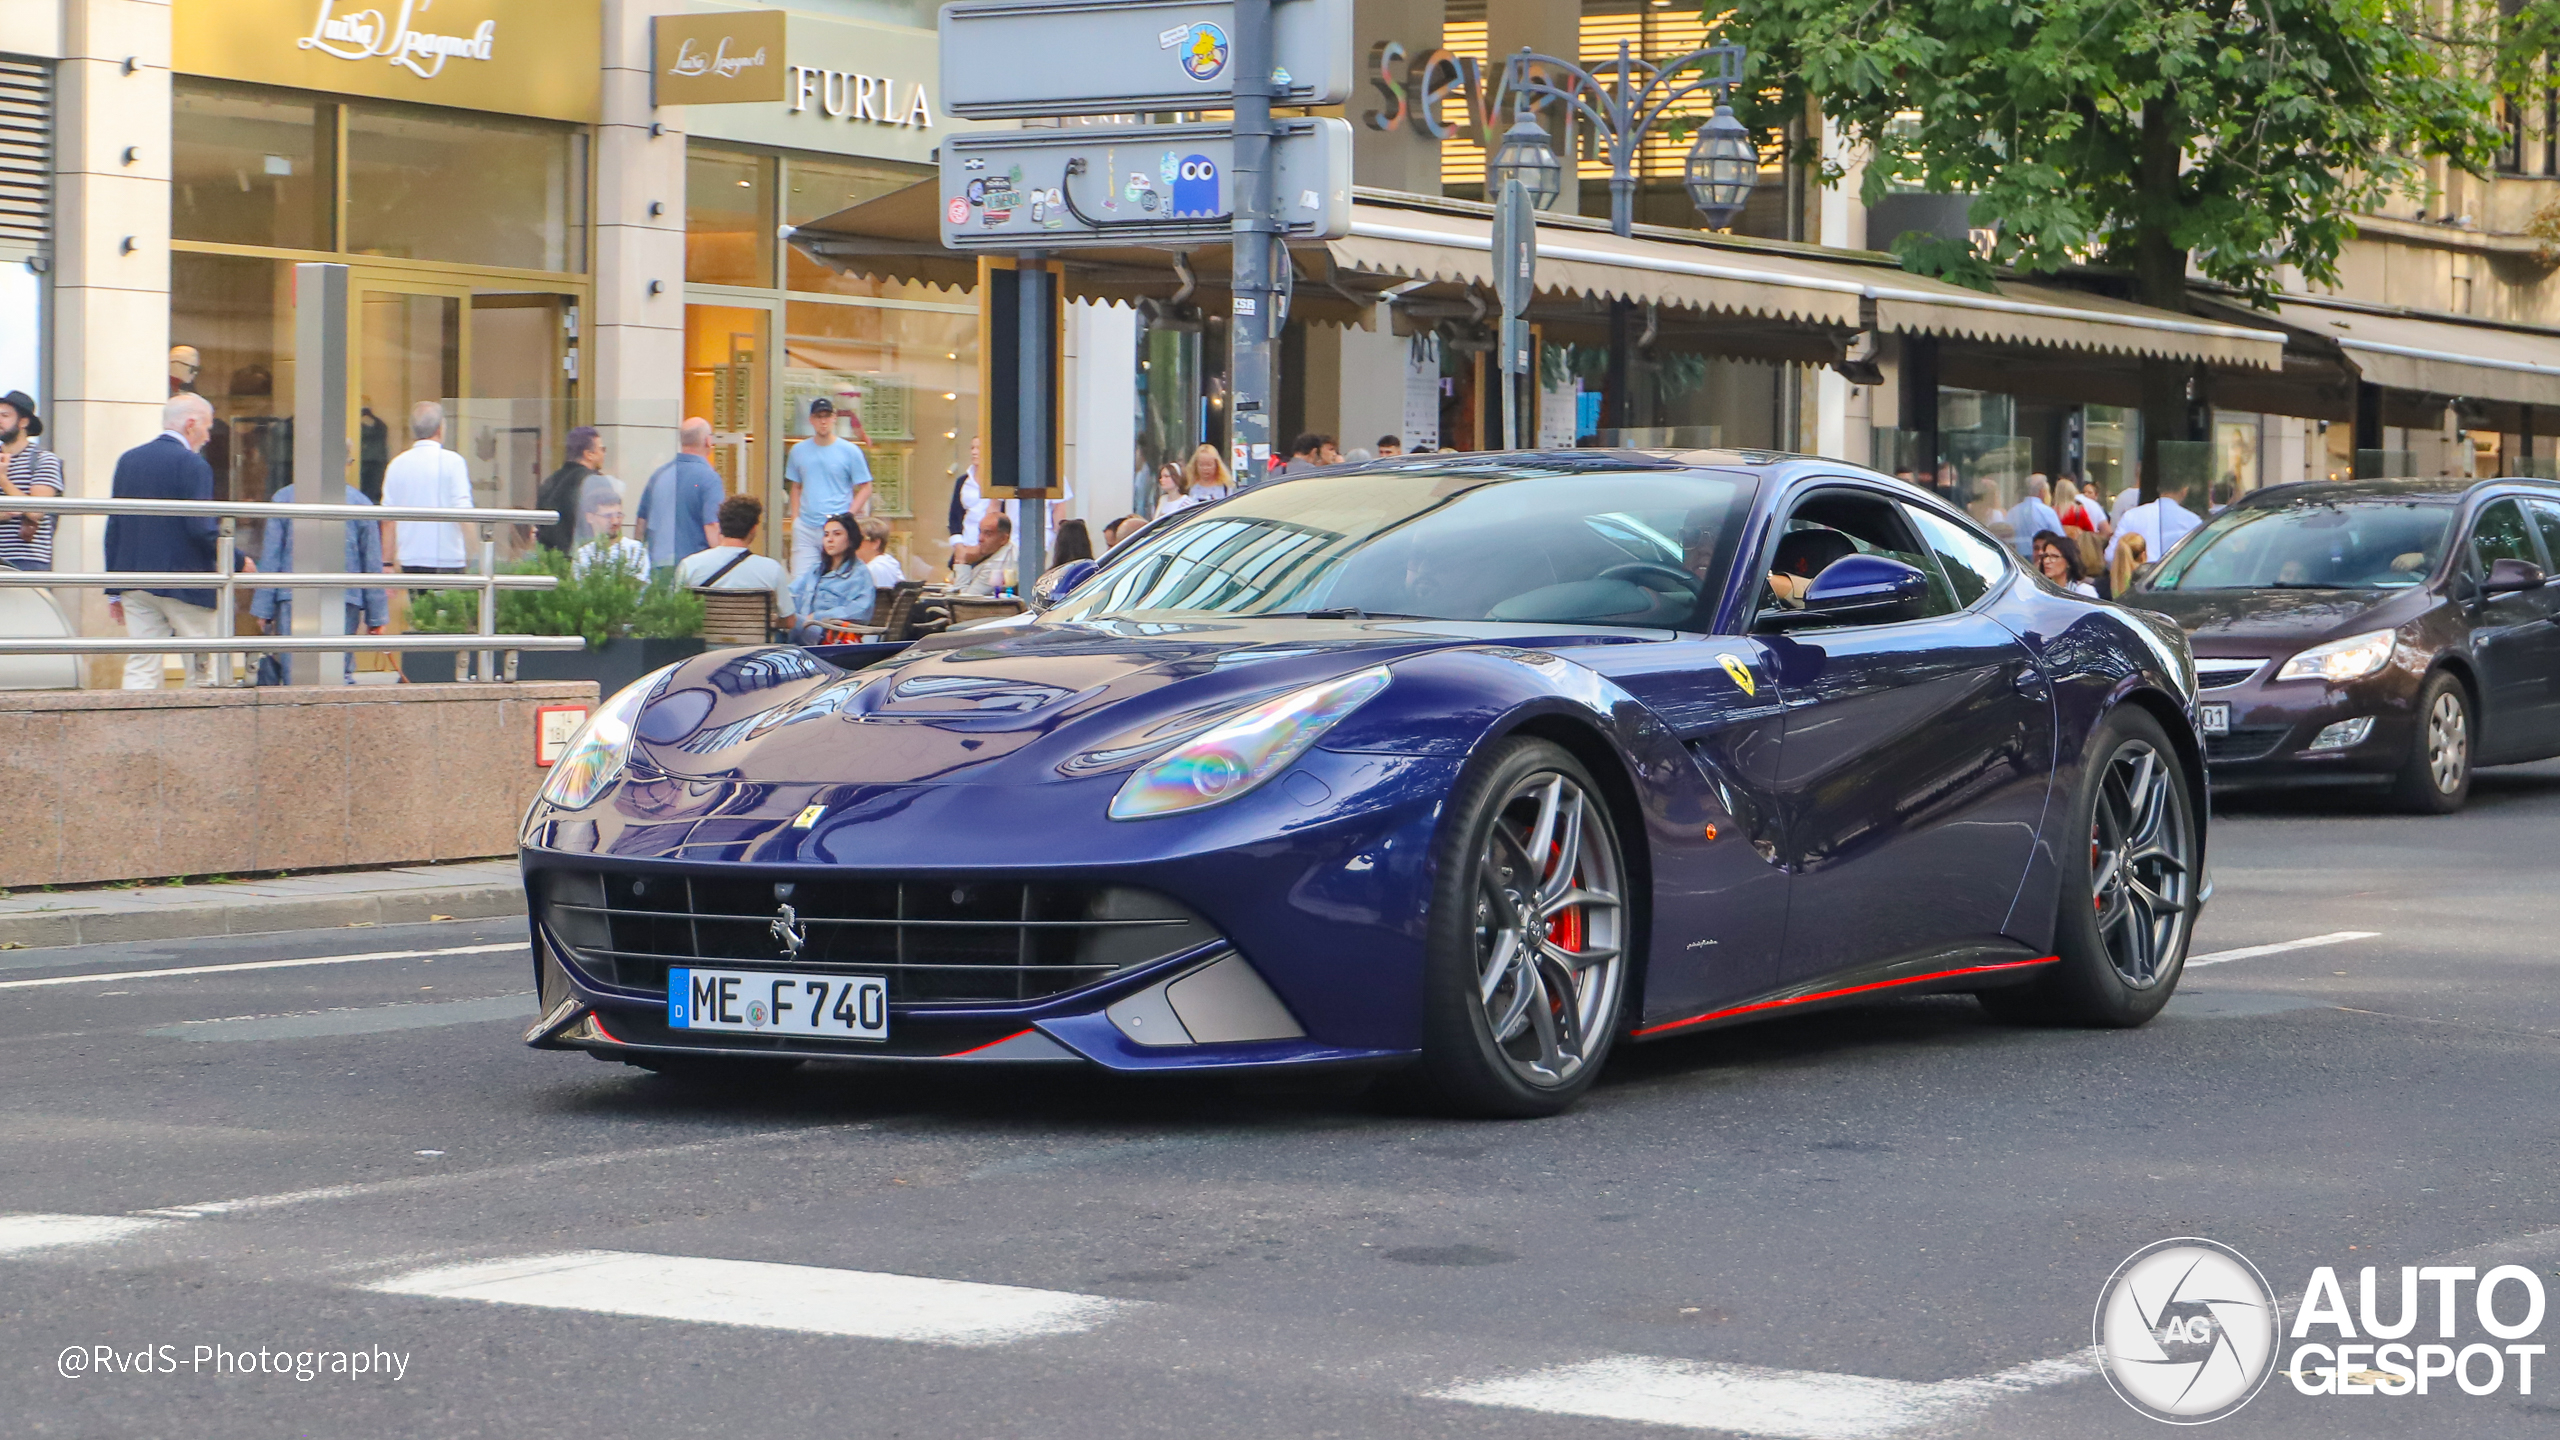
538, 664, 680, 810
1108, 667, 1391, 820
2275, 629, 2397, 684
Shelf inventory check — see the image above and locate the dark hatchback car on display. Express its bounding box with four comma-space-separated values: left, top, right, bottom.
2125, 477, 2560, 811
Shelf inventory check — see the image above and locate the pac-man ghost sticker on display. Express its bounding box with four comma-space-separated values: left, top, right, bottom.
1172, 155, 1221, 216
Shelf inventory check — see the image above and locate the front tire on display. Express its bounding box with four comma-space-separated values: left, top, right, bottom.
1982, 707, 2197, 1027
1415, 739, 1631, 1117
2388, 671, 2471, 814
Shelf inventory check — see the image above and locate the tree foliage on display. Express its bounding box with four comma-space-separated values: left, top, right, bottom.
1726, 0, 2535, 306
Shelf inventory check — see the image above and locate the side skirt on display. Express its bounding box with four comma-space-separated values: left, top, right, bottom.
1628, 948, 2058, 1042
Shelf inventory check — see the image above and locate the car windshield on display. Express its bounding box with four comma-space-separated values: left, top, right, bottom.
1049, 463, 1758, 627
2143, 499, 2453, 591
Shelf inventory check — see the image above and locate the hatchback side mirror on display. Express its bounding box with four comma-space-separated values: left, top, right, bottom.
2484, 556, 2548, 596
1030, 558, 1098, 609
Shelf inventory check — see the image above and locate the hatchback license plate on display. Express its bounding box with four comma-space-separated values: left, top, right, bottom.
2199, 702, 2231, 736
669, 967, 887, 1040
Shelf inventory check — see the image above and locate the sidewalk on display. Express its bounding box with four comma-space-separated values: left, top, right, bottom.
0, 860, 524, 950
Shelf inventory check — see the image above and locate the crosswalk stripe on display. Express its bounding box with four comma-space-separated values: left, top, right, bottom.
2186, 930, 2379, 968
1430, 1348, 2100, 1439
365, 1250, 1132, 1348
0, 1213, 167, 1255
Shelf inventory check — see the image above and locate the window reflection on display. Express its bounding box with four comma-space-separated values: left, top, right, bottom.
687, 147, 773, 288
346, 104, 586, 272
172, 82, 330, 251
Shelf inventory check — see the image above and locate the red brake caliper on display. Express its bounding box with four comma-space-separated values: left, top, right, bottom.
1544, 839, 1583, 953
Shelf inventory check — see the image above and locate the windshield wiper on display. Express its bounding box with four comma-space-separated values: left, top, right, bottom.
1265, 607, 1430, 620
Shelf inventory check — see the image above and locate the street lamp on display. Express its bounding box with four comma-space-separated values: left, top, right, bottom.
1489, 105, 1564, 211
1683, 103, 1757, 230
1502, 41, 1755, 434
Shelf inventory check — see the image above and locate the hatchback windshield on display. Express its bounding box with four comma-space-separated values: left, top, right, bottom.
2143, 499, 2453, 591
1049, 464, 1757, 627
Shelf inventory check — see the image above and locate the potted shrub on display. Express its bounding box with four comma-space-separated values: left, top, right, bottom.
403, 550, 708, 692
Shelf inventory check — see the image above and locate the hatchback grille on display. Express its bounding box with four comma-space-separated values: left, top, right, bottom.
2195, 659, 2267, 690
2206, 725, 2291, 764
537, 870, 1220, 1004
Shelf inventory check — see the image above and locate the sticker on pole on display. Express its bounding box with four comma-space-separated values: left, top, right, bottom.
946, 196, 971, 225
1179, 23, 1228, 82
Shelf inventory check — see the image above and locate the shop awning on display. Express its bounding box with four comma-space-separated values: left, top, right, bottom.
788, 183, 2286, 368
2199, 295, 2560, 408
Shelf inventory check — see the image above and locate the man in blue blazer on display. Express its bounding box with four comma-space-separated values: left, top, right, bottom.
105, 393, 232, 688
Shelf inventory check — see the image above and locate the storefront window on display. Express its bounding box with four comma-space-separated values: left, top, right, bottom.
784, 299, 976, 541
170, 251, 295, 505
688, 148, 775, 289
346, 104, 586, 272
784, 156, 931, 296
2213, 412, 2262, 505
684, 304, 770, 499
173, 82, 331, 251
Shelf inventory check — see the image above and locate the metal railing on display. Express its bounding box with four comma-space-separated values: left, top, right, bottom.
0, 495, 585, 685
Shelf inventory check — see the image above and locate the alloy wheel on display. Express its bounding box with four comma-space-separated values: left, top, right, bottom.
1470, 772, 1625, 1088
2088, 740, 2192, 989
2426, 689, 2469, 794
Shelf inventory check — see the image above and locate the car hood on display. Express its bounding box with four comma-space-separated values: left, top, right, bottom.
625, 617, 1656, 787
2120, 587, 2403, 649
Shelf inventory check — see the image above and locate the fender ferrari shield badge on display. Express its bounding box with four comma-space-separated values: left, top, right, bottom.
1717, 653, 1757, 696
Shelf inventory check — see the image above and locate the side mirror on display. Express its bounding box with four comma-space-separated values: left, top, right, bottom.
1030, 558, 1098, 609
1762, 553, 1930, 628
2483, 556, 2548, 596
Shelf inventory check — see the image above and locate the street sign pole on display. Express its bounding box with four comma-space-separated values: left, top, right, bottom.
1228, 0, 1277, 485
1493, 179, 1536, 450
289, 262, 350, 687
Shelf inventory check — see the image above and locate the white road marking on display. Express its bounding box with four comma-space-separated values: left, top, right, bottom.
134, 1127, 860, 1219
142, 993, 537, 1042
0, 1213, 167, 1255
0, 942, 523, 992
2186, 931, 2380, 969
1431, 1348, 2100, 1439
366, 1250, 1130, 1348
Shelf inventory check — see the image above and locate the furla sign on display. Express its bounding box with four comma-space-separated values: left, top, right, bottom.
684, 10, 973, 168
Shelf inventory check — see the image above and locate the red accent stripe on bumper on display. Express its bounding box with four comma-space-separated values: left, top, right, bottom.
944, 1028, 1037, 1058
1632, 957, 2061, 1039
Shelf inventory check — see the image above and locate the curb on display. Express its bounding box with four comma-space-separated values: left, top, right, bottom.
0, 881, 527, 950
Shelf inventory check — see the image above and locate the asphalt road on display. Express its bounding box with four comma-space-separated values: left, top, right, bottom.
6, 765, 2560, 1439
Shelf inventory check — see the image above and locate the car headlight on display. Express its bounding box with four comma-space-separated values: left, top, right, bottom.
1108, 667, 1391, 820
538, 664, 680, 810
2275, 628, 2398, 684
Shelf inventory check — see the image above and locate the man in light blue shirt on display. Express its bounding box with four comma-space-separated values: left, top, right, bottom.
783, 397, 873, 582
2004, 473, 2064, 560
635, 417, 725, 576
252, 483, 388, 684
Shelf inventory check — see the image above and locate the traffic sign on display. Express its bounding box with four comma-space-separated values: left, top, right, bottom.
938, 118, 1353, 249
940, 0, 1356, 117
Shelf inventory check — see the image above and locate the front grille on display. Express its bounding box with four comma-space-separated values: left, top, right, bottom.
2207, 725, 2291, 764
537, 869, 1220, 1005
2195, 659, 2267, 690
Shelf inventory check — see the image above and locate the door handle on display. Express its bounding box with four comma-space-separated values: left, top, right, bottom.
2014, 667, 2050, 700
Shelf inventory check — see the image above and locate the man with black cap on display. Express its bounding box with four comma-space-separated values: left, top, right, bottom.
783, 396, 872, 584
0, 390, 61, 571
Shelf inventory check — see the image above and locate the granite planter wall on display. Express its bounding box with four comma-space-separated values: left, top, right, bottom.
0, 682, 599, 889
399, 637, 705, 696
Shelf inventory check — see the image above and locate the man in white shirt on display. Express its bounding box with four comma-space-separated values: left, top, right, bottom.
381, 400, 474, 573
2108, 478, 2201, 565
571, 475, 650, 577
2004, 473, 2064, 560
675, 494, 795, 628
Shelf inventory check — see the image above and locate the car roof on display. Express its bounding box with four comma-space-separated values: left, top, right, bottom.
2239, 475, 2560, 507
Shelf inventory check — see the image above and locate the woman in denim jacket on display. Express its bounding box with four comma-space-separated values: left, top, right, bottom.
788, 514, 877, 643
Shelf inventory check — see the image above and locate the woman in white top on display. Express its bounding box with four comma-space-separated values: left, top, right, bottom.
1184, 443, 1232, 502
1150, 461, 1199, 520
2032, 531, 2100, 598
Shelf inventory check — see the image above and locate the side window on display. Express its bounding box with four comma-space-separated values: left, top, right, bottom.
1760, 488, 1952, 626
1902, 503, 2014, 608
2526, 500, 2560, 570
2471, 499, 2538, 571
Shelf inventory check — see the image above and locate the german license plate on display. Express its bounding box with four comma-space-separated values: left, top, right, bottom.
669, 967, 887, 1041
2199, 702, 2231, 736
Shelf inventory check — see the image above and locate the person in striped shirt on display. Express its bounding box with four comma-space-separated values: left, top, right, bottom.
0, 390, 60, 571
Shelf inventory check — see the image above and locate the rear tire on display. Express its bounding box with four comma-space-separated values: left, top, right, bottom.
1414, 739, 1631, 1117
1981, 707, 2197, 1027
2388, 671, 2471, 814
